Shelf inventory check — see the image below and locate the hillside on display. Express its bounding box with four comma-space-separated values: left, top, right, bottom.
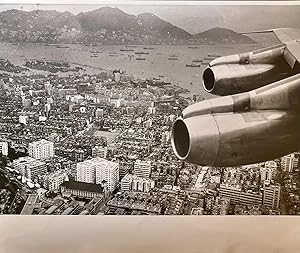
193, 27, 255, 44
0, 8, 254, 45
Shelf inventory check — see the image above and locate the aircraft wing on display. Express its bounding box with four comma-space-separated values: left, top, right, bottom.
244, 28, 300, 69
271, 28, 300, 43
243, 28, 300, 43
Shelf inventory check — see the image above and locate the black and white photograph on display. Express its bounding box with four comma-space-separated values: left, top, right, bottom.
0, 0, 300, 218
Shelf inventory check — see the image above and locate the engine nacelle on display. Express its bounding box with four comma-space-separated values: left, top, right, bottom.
172, 73, 300, 166
202, 44, 293, 95
171, 111, 300, 167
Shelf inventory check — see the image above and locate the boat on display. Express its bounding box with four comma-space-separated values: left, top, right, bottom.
192, 59, 203, 63
168, 57, 178, 60
188, 46, 199, 49
208, 54, 221, 58
90, 54, 98, 57
56, 45, 70, 49
186, 63, 201, 67
120, 49, 134, 52
136, 58, 146, 61
143, 47, 155, 50
135, 52, 149, 55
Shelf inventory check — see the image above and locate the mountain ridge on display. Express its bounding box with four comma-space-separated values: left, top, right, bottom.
0, 7, 255, 44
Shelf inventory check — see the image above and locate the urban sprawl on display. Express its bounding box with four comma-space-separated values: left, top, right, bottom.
0, 58, 299, 216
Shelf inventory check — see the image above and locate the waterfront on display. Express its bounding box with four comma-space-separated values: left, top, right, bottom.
0, 42, 259, 97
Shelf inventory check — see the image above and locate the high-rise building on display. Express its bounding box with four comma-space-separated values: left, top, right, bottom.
120, 174, 155, 193
13, 156, 47, 181
0, 141, 8, 156
76, 157, 119, 192
281, 154, 299, 172
28, 139, 54, 160
42, 170, 68, 191
263, 183, 281, 209
119, 162, 131, 180
133, 160, 151, 179
219, 184, 263, 206
261, 161, 277, 183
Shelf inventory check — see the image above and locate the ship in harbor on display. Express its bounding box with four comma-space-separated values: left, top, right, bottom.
207, 54, 221, 58
135, 52, 149, 55
120, 49, 134, 52
192, 59, 203, 63
90, 50, 102, 54
186, 63, 201, 67
56, 45, 70, 49
136, 57, 146, 61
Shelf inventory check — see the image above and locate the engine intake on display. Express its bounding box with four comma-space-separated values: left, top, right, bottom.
202, 44, 294, 95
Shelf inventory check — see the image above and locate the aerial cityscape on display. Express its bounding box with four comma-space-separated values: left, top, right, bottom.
0, 4, 300, 216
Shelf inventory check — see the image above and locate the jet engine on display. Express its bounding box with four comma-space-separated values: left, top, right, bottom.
171, 74, 300, 166
202, 44, 294, 95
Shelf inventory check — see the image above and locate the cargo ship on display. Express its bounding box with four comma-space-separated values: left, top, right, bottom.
135, 52, 149, 55
186, 63, 201, 67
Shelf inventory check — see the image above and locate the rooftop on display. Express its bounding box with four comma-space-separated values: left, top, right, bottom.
61, 181, 104, 193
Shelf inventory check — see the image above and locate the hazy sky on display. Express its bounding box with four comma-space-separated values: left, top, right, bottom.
0, 2, 300, 34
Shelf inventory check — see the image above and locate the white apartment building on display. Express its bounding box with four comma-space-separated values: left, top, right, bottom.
42, 170, 68, 191
28, 139, 54, 160
13, 156, 47, 181
133, 160, 151, 179
76, 157, 119, 192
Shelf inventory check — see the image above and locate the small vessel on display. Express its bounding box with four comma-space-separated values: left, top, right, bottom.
192, 59, 203, 63
168, 57, 178, 60
120, 49, 134, 52
186, 63, 201, 67
56, 45, 70, 49
135, 52, 149, 55
208, 54, 221, 58
188, 46, 199, 49
136, 58, 146, 61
